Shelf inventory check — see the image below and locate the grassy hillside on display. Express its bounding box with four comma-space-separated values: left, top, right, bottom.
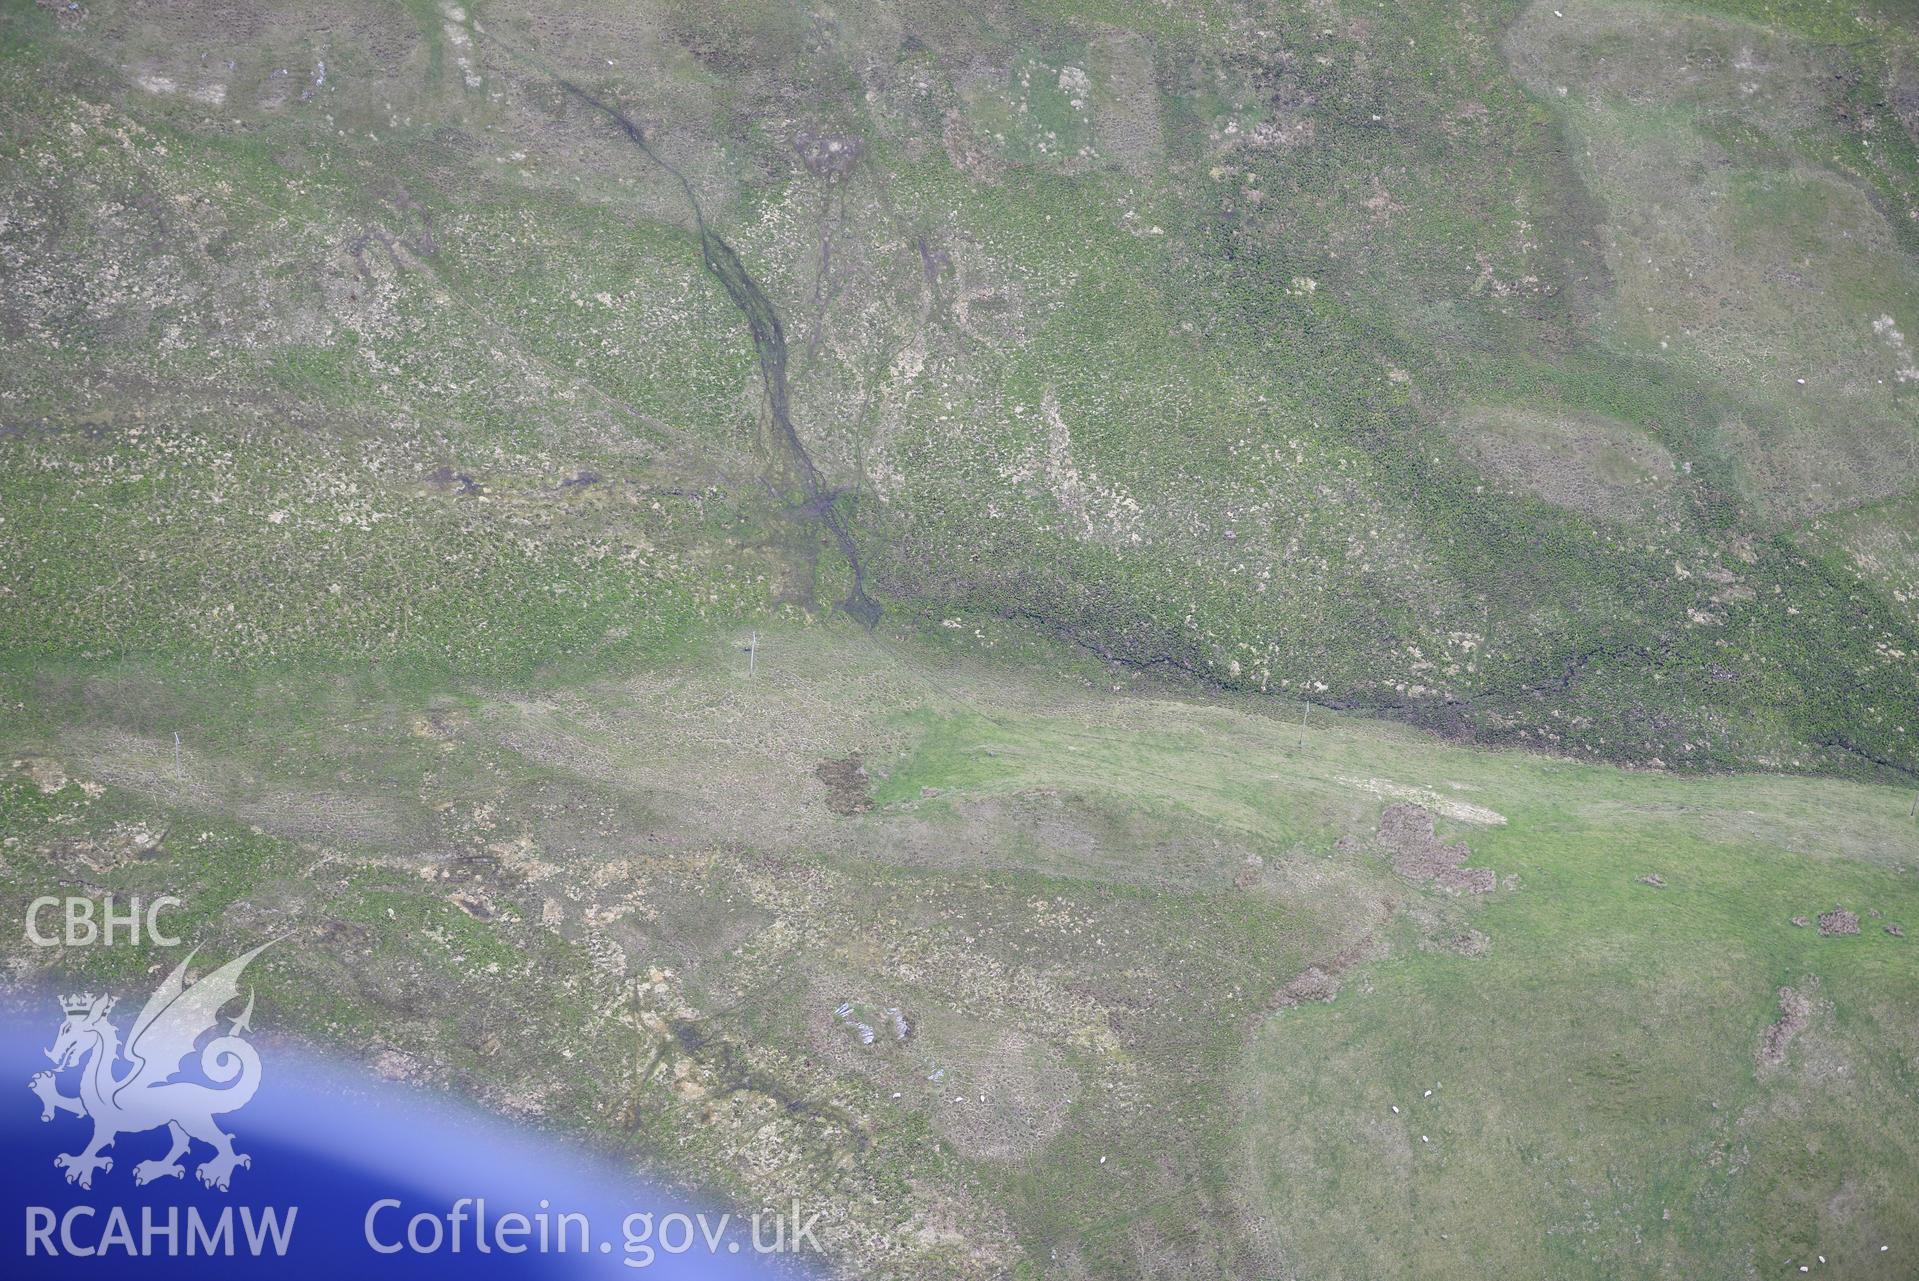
4, 0, 1919, 1277
3, 623, 1916, 1277
1, 0, 1916, 772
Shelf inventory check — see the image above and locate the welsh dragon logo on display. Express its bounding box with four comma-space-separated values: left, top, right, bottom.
28, 942, 272, 1191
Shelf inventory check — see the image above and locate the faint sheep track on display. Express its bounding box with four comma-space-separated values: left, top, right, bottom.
992, 601, 1651, 716
1001, 603, 1919, 780
500, 45, 880, 627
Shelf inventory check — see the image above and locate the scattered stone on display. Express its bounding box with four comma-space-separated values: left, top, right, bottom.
815, 754, 873, 816
941, 110, 1003, 184
42, 824, 162, 873
1790, 916, 1810, 928
1887, 924, 1904, 939
1637, 873, 1666, 888
17, 756, 70, 793
1271, 965, 1340, 1010
448, 890, 495, 920
1817, 908, 1860, 937
1757, 981, 1814, 1070
1421, 929, 1490, 957
32, 0, 85, 30
423, 464, 482, 496
370, 1047, 435, 1085
794, 130, 865, 182
1375, 804, 1496, 893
